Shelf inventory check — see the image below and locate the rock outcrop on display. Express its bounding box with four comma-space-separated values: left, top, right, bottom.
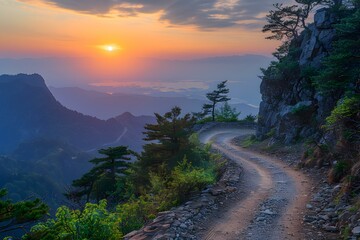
257, 8, 338, 143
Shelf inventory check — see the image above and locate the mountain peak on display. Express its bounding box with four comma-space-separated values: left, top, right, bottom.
0, 73, 47, 89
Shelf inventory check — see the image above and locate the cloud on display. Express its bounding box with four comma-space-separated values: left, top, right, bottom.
30, 0, 281, 29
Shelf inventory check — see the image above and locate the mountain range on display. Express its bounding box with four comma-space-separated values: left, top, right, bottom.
0, 74, 153, 153
50, 86, 259, 120
0, 73, 156, 210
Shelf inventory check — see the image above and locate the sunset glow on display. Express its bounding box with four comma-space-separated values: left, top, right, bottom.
0, 0, 285, 90
99, 45, 122, 53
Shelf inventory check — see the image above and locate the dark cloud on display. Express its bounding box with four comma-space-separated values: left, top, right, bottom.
36, 0, 282, 29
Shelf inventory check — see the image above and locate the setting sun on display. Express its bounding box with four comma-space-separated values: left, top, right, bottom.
99, 44, 121, 53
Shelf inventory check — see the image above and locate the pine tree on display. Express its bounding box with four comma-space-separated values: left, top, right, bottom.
66, 146, 134, 203
203, 80, 230, 121
134, 107, 195, 188
0, 188, 48, 235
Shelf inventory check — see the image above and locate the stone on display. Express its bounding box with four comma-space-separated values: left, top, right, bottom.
306, 204, 313, 209
180, 223, 187, 229
352, 226, 360, 236
261, 209, 275, 215
319, 215, 329, 221
256, 217, 266, 222
322, 225, 338, 232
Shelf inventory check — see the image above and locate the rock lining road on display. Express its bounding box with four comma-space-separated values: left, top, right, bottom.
198, 128, 311, 240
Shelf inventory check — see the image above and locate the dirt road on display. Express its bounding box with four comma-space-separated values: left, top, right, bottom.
198, 128, 311, 240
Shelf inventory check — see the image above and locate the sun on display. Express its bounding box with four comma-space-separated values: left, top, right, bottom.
106, 46, 114, 52
99, 44, 121, 53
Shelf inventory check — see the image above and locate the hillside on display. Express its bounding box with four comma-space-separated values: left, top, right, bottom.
0, 74, 124, 153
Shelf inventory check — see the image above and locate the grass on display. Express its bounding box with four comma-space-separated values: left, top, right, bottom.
241, 135, 258, 148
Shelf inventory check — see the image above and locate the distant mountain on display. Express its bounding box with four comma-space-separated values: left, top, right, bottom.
50, 87, 259, 120
0, 74, 152, 153
0, 74, 156, 213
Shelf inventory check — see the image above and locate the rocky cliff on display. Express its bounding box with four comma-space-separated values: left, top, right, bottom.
257, 8, 339, 144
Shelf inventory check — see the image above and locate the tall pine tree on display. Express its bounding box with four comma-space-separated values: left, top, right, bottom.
203, 80, 230, 121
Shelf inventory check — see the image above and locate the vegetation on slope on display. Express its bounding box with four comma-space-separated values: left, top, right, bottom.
3, 107, 219, 239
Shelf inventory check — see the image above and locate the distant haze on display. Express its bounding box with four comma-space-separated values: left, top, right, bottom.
0, 54, 272, 106
50, 86, 259, 120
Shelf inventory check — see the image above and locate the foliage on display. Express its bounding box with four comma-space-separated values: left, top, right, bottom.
260, 44, 301, 82
312, 8, 360, 95
325, 96, 360, 144
202, 81, 231, 122
0, 188, 48, 235
149, 157, 216, 211
24, 200, 122, 240
241, 114, 257, 123
134, 107, 196, 188
266, 128, 277, 138
215, 102, 240, 122
18, 107, 221, 239
291, 104, 311, 115
263, 0, 325, 41
116, 197, 156, 235
241, 135, 258, 148
329, 161, 351, 183
65, 146, 135, 204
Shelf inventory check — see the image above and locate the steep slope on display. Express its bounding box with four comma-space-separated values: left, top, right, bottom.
0, 74, 125, 153
257, 8, 338, 143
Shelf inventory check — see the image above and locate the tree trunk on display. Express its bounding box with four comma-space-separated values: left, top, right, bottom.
212, 103, 215, 121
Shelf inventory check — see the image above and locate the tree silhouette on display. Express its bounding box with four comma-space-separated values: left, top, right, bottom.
203, 80, 230, 121
262, 1, 325, 41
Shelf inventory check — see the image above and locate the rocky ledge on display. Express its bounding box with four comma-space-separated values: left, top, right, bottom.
304, 178, 360, 240
124, 156, 242, 240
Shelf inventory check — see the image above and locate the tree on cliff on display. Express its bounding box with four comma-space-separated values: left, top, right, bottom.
66, 146, 135, 204
262, 0, 327, 41
202, 80, 231, 122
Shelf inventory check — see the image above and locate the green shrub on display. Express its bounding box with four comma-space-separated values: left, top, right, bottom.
266, 128, 276, 138
168, 158, 215, 204
329, 161, 351, 183
24, 200, 122, 240
241, 114, 257, 123
215, 102, 240, 122
241, 135, 258, 148
116, 197, 156, 234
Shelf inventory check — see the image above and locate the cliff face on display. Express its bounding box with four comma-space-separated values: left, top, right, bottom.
257, 8, 338, 143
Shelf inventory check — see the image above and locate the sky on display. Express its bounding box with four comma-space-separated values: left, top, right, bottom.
0, 0, 290, 103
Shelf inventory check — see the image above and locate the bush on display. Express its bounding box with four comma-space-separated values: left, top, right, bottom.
241, 114, 257, 123
169, 158, 216, 204
329, 161, 351, 183
241, 135, 258, 148
116, 197, 156, 234
148, 157, 216, 211
215, 102, 240, 122
24, 200, 122, 240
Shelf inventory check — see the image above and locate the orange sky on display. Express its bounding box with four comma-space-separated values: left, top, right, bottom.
0, 0, 281, 60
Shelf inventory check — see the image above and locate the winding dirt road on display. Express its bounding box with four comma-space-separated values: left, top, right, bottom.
198, 128, 311, 240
